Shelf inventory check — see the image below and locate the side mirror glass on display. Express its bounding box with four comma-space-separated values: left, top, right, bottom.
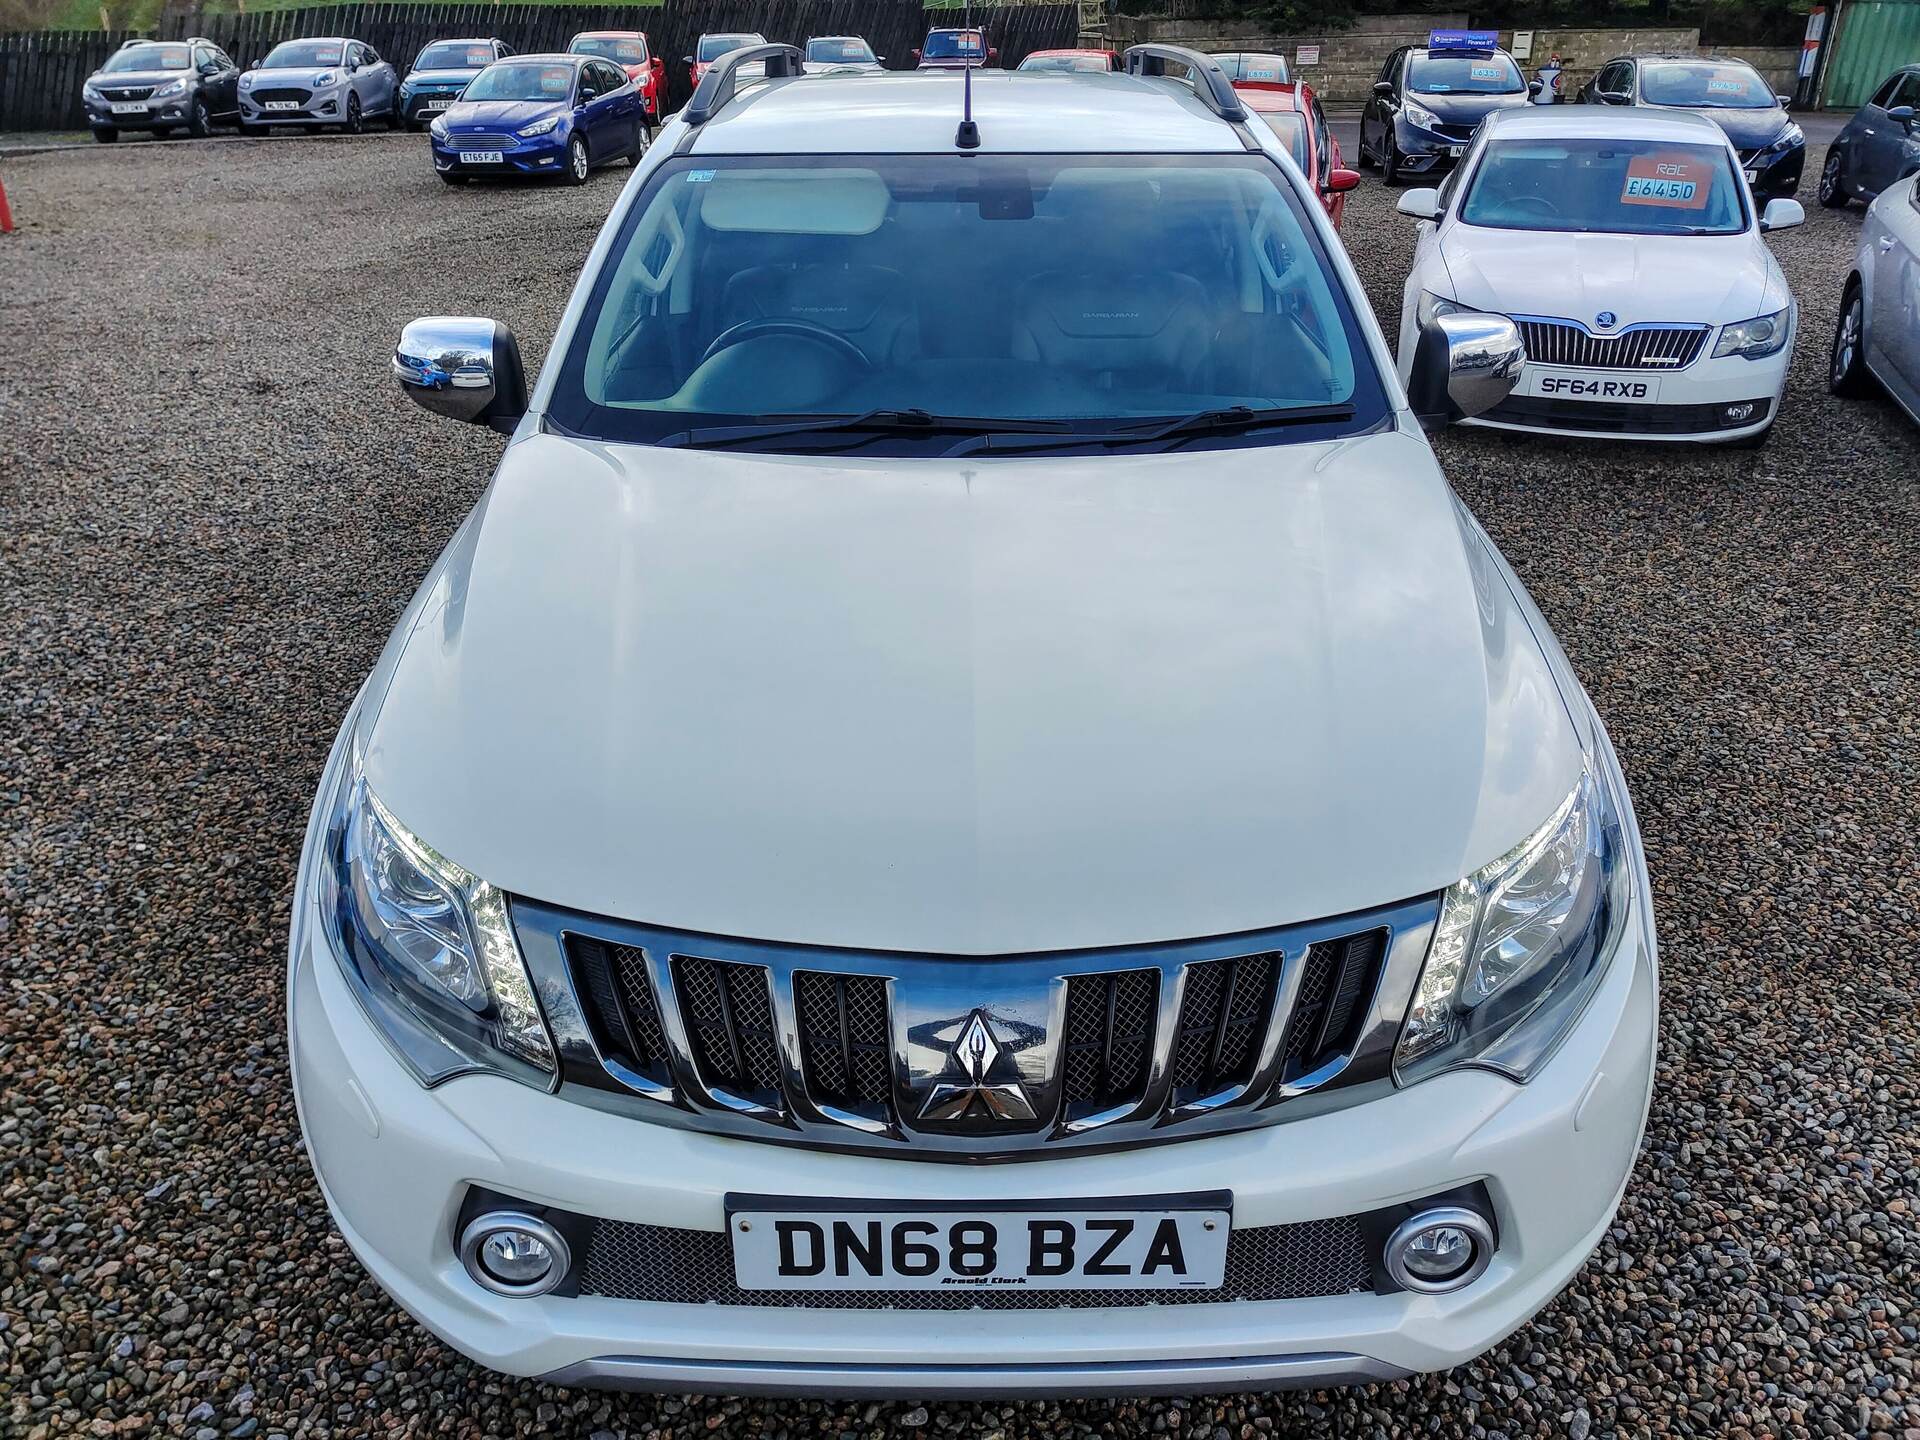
1408, 311, 1525, 430
681, 54, 693, 65
579, 88, 598, 103
1760, 197, 1805, 232
1326, 167, 1361, 194
392, 317, 528, 434
1396, 186, 1442, 220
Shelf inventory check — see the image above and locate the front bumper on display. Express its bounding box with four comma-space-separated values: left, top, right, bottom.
1741, 143, 1804, 200
239, 91, 346, 126
431, 132, 570, 176
1468, 336, 1794, 443
403, 91, 467, 124
290, 736, 1659, 1396
1392, 116, 1477, 172
86, 95, 193, 130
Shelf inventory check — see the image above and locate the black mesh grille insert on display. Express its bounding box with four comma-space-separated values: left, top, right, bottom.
1280, 929, 1388, 1079
1169, 953, 1279, 1099
795, 971, 893, 1118
673, 956, 784, 1105
565, 936, 672, 1085
1061, 969, 1158, 1113
578, 1213, 1372, 1309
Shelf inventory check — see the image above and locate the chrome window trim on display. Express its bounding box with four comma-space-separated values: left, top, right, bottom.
512, 894, 1441, 1162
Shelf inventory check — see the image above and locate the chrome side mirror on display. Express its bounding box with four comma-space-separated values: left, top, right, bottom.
1759, 197, 1805, 232
392, 316, 528, 433
1408, 311, 1526, 431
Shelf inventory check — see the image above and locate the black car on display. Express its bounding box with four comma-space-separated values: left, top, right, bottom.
1358, 32, 1538, 183
1582, 54, 1803, 200
1819, 64, 1920, 207
82, 36, 241, 143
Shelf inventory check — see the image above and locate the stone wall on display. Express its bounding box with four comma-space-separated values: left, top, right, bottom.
1105, 11, 1803, 105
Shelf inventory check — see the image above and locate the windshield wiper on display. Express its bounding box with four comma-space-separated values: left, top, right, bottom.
654, 408, 1074, 450
940, 403, 1358, 458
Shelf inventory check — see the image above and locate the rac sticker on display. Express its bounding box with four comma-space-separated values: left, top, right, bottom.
1621, 152, 1713, 209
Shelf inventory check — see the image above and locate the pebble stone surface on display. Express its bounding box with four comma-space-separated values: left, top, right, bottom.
0, 130, 1915, 1440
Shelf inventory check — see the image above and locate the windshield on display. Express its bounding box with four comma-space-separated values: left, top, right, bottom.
549, 153, 1385, 452
263, 41, 344, 69
1640, 61, 1773, 109
1248, 110, 1308, 171
698, 34, 762, 62
923, 31, 986, 60
1409, 51, 1524, 95
1461, 138, 1747, 236
572, 36, 648, 64
416, 41, 493, 70
1019, 53, 1110, 73
1212, 53, 1289, 83
807, 38, 875, 63
462, 62, 574, 102
102, 43, 189, 72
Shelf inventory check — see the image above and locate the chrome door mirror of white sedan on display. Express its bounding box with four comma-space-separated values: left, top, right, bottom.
1396, 187, 1442, 221
1759, 198, 1806, 233
1408, 310, 1527, 431
392, 316, 528, 433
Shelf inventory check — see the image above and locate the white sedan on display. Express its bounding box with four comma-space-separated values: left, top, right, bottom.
1830, 173, 1920, 425
1395, 106, 1803, 445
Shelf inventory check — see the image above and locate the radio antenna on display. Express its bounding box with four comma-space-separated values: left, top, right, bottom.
955, 0, 981, 148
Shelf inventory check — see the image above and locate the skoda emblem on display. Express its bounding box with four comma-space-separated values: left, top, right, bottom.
1594, 311, 1618, 330
918, 1011, 1037, 1123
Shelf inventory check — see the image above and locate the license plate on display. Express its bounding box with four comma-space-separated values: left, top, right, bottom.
1448, 145, 1465, 157
426, 98, 453, 110
1520, 368, 1662, 403
461, 151, 504, 164
1744, 168, 1759, 183
109, 101, 147, 114
263, 100, 299, 111
728, 1194, 1231, 1292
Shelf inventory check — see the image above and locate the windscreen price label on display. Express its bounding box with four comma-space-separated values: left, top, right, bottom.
1622, 152, 1713, 209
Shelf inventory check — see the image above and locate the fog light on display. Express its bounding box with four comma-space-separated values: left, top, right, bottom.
1722, 403, 1757, 424
458, 1211, 570, 1297
1383, 1206, 1494, 1293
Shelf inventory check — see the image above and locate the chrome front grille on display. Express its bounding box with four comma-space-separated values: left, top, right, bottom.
100, 85, 155, 100
1516, 317, 1709, 371
518, 895, 1437, 1159
449, 133, 515, 151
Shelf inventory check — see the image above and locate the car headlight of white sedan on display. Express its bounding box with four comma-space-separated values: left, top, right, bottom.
1712, 309, 1790, 359
317, 746, 556, 1087
1417, 289, 1466, 327
1396, 762, 1631, 1084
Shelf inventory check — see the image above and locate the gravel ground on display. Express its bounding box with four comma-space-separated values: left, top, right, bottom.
1, 131, 1916, 1440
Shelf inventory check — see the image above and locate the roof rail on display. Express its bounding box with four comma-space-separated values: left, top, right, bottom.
683, 43, 804, 126
1123, 44, 1248, 123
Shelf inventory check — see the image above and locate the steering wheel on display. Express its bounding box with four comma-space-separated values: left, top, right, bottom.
698, 318, 873, 371
1507, 194, 1562, 218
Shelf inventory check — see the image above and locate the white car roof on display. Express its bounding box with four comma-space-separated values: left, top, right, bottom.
687, 71, 1245, 154
1482, 105, 1730, 145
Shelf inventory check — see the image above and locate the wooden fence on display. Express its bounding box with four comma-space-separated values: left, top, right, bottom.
0, 1, 1080, 131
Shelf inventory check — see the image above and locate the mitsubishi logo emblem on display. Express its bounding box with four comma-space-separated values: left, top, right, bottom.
918, 1011, 1037, 1123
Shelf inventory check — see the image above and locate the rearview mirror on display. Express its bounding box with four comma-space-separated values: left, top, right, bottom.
1888, 103, 1916, 124
392, 317, 528, 434
1326, 167, 1360, 194
1527, 77, 1542, 95
1372, 80, 1393, 97
1759, 197, 1805, 232
1407, 311, 1525, 430
1396, 186, 1441, 220
1775, 93, 1791, 107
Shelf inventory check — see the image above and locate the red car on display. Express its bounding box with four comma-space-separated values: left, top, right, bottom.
567, 31, 664, 123
1231, 78, 1359, 228
1015, 48, 1121, 74
687, 31, 767, 90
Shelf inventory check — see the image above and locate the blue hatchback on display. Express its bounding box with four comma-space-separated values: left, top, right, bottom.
430, 54, 645, 185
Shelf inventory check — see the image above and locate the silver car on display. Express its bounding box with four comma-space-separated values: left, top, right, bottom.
1831, 173, 1920, 425
239, 36, 398, 133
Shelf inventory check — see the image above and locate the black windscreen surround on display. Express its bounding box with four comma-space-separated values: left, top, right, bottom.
548, 151, 1392, 453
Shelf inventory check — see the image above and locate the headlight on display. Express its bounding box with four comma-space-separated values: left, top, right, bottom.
1770, 122, 1804, 151
1713, 309, 1790, 359
430, 117, 449, 141
312, 70, 338, 87
517, 115, 561, 137
1395, 763, 1630, 1084
150, 78, 188, 99
1402, 99, 1440, 130
320, 749, 555, 1087
1417, 290, 1464, 328
84, 80, 104, 98
238, 72, 253, 89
